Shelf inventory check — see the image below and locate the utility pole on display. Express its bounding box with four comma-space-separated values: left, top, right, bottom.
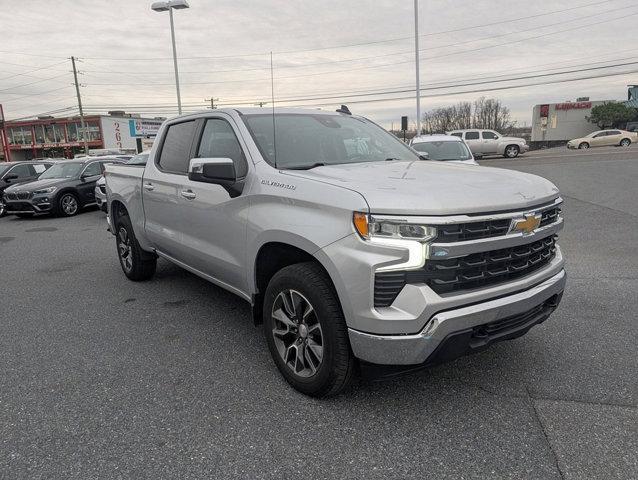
205, 97, 219, 109
71, 56, 88, 155
414, 0, 421, 136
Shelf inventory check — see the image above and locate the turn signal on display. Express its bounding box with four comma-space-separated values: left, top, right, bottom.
353, 212, 369, 238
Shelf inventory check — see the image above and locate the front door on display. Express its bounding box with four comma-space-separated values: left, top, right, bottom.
481, 131, 499, 154
175, 115, 250, 294
590, 131, 608, 147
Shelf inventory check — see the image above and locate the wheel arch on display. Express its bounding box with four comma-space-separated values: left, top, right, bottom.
251, 238, 342, 325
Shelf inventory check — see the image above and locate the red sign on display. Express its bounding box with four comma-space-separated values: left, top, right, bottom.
555, 102, 592, 110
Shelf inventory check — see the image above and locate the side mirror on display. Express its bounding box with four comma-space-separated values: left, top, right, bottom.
4, 174, 18, 182
473, 152, 484, 159
189, 158, 236, 185
418, 152, 429, 160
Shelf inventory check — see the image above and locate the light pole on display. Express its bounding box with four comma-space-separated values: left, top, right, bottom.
414, 0, 421, 136
151, 0, 189, 115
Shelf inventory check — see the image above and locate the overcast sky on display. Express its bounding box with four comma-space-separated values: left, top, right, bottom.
1, 0, 637, 128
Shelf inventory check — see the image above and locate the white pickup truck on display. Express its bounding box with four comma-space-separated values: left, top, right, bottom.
105, 107, 565, 397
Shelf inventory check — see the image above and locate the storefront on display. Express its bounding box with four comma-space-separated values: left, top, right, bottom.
2, 114, 163, 161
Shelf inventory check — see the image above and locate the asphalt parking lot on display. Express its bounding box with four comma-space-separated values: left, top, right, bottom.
1, 147, 636, 479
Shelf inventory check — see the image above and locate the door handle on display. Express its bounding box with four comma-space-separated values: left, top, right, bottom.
180, 189, 196, 200
143, 183, 155, 191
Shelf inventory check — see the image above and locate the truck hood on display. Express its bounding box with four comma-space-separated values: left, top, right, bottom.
284, 161, 559, 215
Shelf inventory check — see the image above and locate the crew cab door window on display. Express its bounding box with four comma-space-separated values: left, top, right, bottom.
196, 118, 248, 177
157, 120, 197, 174
464, 131, 480, 140
481, 131, 498, 140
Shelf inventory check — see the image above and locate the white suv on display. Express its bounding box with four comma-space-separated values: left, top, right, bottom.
447, 129, 529, 158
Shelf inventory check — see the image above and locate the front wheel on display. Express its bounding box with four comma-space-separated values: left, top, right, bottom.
504, 145, 519, 158
263, 262, 355, 397
578, 142, 590, 149
115, 214, 156, 281
620, 138, 631, 147
55, 192, 80, 217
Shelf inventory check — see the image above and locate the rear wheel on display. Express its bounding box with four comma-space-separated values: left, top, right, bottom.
115, 213, 156, 281
263, 262, 355, 397
55, 192, 80, 217
504, 145, 519, 158
578, 142, 590, 149
620, 138, 631, 147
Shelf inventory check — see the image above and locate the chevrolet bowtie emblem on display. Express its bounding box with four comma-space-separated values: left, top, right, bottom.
512, 213, 541, 234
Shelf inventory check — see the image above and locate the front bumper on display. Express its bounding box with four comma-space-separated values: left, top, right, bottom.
3, 197, 52, 214
95, 188, 107, 212
348, 269, 565, 365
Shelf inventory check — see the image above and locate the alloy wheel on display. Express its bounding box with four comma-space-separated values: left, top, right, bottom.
117, 227, 133, 273
505, 146, 519, 158
0, 201, 5, 217
61, 194, 78, 215
271, 289, 324, 378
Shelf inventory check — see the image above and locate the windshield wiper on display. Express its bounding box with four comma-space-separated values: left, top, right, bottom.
284, 163, 326, 170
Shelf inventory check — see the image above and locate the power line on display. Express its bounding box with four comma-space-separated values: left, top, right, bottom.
0, 60, 69, 81
81, 59, 638, 111
0, 72, 70, 93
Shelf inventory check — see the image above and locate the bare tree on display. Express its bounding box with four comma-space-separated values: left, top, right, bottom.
421, 97, 515, 133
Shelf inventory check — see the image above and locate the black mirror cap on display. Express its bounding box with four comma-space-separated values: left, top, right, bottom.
4, 174, 18, 182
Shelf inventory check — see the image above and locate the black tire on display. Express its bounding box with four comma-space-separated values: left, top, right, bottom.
503, 144, 519, 158
578, 142, 590, 149
263, 262, 355, 397
620, 138, 631, 147
0, 202, 6, 218
115, 213, 156, 281
54, 192, 80, 217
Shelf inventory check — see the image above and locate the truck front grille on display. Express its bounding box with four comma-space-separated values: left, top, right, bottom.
374, 235, 557, 307
436, 205, 561, 243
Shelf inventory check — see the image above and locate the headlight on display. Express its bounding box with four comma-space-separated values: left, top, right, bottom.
353, 212, 436, 241
33, 186, 57, 195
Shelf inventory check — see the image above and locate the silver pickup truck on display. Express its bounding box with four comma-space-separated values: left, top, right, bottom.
105, 107, 565, 397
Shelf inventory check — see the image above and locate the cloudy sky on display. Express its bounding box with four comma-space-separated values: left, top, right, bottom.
1, 0, 637, 128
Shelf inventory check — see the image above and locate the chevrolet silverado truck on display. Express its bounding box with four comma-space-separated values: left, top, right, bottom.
105, 107, 565, 397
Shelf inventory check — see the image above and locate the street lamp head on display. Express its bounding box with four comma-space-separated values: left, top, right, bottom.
151, 0, 189, 12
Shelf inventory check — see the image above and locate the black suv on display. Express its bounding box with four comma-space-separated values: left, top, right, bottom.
3, 156, 125, 217
0, 160, 56, 217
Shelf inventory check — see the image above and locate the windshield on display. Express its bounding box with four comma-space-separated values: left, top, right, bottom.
243, 113, 420, 169
0, 164, 11, 177
412, 141, 472, 161
38, 162, 83, 179
126, 153, 149, 165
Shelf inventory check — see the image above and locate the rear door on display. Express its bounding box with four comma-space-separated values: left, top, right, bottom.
175, 115, 250, 292
605, 130, 622, 145
463, 131, 481, 154
142, 119, 198, 259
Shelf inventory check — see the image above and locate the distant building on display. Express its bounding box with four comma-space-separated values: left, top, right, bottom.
2, 113, 164, 161
531, 85, 638, 146
531, 99, 610, 144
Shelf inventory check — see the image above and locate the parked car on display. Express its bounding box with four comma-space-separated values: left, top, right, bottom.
3, 156, 125, 217
566, 129, 637, 149
410, 134, 479, 165
106, 107, 565, 397
96, 152, 149, 212
0, 160, 56, 217
447, 129, 529, 158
